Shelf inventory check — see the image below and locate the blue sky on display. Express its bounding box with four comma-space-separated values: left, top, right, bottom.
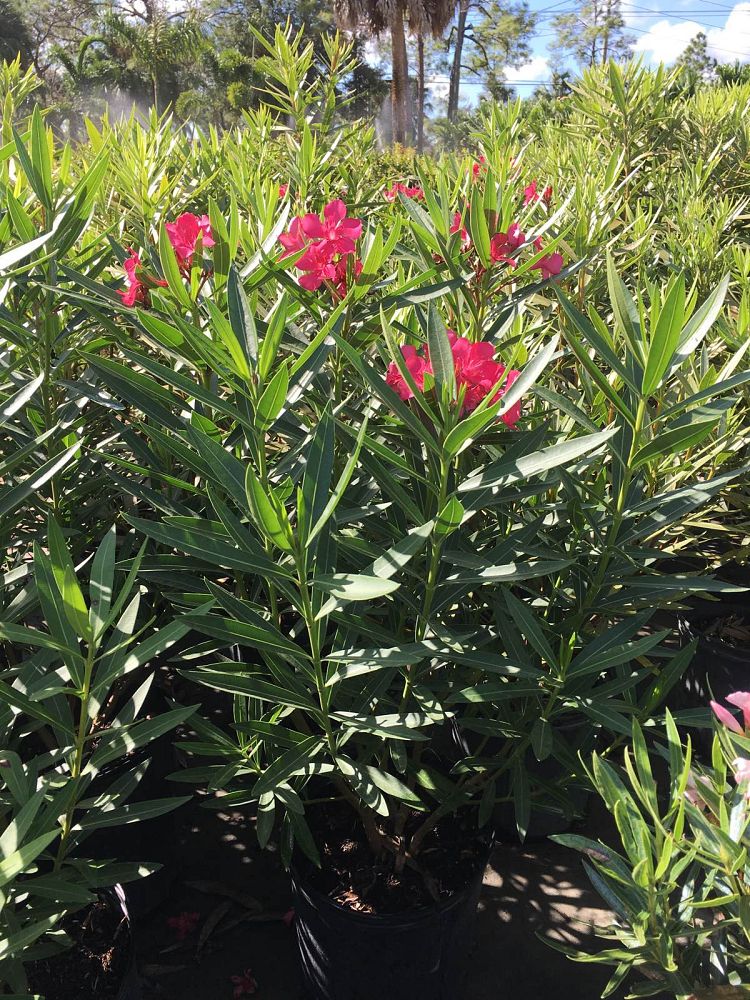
437, 0, 750, 102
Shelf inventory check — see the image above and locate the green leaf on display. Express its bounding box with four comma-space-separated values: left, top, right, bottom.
312, 574, 401, 603
227, 264, 258, 371
642, 274, 685, 395
458, 428, 616, 493
0, 830, 60, 889
631, 400, 733, 469
426, 302, 455, 399
77, 797, 190, 831
436, 496, 464, 537
245, 466, 293, 552
158, 223, 192, 309
256, 362, 289, 430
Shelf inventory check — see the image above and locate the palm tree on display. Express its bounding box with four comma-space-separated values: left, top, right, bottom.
333, 0, 456, 146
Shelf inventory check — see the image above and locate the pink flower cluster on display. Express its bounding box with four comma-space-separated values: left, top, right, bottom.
118, 250, 167, 307
524, 180, 553, 206
166, 910, 200, 940
472, 155, 487, 180
165, 212, 214, 269
117, 211, 215, 307
711, 692, 750, 798
449, 212, 563, 281
386, 332, 522, 425
385, 182, 425, 202
279, 199, 362, 297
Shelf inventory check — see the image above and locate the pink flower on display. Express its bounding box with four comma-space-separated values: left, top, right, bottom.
296, 240, 338, 291
711, 698, 744, 734
282, 908, 295, 928
231, 969, 258, 998
472, 155, 486, 179
685, 772, 712, 808
726, 692, 750, 729
386, 345, 431, 401
299, 199, 361, 255
118, 249, 167, 307
166, 911, 200, 940
531, 250, 564, 281
490, 223, 525, 266
733, 757, 750, 794
279, 183, 288, 197
447, 332, 521, 422
385, 334, 522, 425
165, 212, 215, 268
278, 217, 305, 257
524, 180, 539, 205
332, 257, 362, 299
278, 201, 362, 294
542, 184, 553, 205
450, 211, 471, 251
385, 183, 425, 202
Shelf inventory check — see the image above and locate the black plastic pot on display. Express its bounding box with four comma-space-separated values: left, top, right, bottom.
27, 886, 141, 1000
85, 734, 183, 917
292, 859, 486, 1000
114, 886, 142, 1000
677, 599, 750, 708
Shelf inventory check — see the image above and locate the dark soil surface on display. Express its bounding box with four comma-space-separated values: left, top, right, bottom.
123, 793, 622, 1000
301, 802, 489, 913
28, 894, 132, 1000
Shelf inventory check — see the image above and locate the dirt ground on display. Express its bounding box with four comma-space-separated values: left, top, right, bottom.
134, 795, 621, 1000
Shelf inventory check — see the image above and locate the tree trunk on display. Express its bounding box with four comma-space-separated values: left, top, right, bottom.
390, 6, 409, 145
448, 0, 470, 122
417, 34, 425, 153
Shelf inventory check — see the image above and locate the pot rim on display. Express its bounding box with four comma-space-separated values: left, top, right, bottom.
291, 848, 490, 927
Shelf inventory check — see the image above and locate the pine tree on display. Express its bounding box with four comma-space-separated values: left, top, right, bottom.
675, 32, 716, 81
550, 0, 633, 70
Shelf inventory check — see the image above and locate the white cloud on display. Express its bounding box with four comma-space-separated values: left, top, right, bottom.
706, 2, 750, 61
632, 18, 703, 62
504, 56, 550, 84
621, 1, 661, 29
631, 2, 750, 64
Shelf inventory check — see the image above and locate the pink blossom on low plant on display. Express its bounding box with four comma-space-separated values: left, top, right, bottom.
386, 345, 431, 401
278, 183, 288, 197
523, 180, 538, 205
542, 184, 553, 205
733, 757, 750, 794
448, 332, 521, 422
530, 248, 564, 281
165, 212, 215, 267
299, 199, 361, 255
385, 182, 425, 202
282, 908, 295, 928
726, 692, 750, 729
472, 155, 486, 179
117, 249, 167, 307
385, 335, 521, 425
711, 697, 745, 734
296, 240, 338, 291
450, 211, 471, 251
490, 223, 525, 267
278, 200, 362, 295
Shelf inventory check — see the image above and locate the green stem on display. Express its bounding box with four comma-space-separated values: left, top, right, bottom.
55, 642, 96, 870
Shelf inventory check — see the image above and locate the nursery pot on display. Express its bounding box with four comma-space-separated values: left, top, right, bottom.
292, 858, 486, 1000
27, 885, 141, 1000
85, 733, 183, 917
677, 599, 750, 709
